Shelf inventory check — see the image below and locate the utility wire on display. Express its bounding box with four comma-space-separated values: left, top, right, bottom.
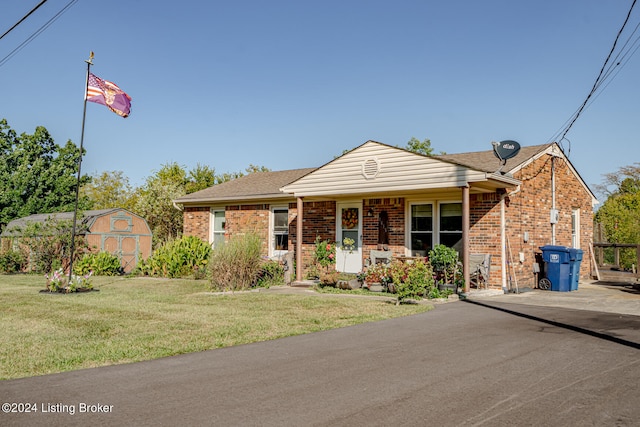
549, 0, 638, 151
0, 0, 78, 68
0, 0, 49, 41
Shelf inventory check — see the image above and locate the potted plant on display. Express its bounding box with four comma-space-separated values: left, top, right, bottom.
428, 244, 460, 291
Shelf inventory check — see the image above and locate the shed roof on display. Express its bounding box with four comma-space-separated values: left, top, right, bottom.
1, 208, 137, 237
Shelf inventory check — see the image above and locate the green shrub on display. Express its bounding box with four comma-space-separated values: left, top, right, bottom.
255, 259, 285, 288
313, 237, 336, 268
139, 235, 212, 278
429, 244, 459, 284
0, 249, 27, 273
209, 233, 262, 291
13, 218, 87, 274
391, 259, 435, 303
74, 251, 122, 276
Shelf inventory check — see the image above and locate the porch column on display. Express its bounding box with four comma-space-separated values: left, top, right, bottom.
296, 196, 304, 282
462, 185, 470, 293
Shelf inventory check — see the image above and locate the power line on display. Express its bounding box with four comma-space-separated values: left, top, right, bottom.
0, 0, 78, 69
0, 0, 49, 41
549, 0, 638, 152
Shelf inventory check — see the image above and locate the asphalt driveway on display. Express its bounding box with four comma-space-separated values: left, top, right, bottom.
1, 282, 639, 426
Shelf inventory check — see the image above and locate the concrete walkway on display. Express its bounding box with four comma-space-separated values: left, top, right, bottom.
260, 279, 640, 316
465, 280, 640, 316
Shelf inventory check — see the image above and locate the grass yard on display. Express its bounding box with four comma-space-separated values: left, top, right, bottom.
0, 274, 432, 380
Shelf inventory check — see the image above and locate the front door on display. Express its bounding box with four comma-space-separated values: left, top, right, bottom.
336, 202, 362, 273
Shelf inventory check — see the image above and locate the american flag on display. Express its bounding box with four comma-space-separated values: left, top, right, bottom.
86, 73, 132, 118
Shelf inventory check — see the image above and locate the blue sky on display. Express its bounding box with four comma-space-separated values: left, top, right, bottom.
1, 1, 639, 195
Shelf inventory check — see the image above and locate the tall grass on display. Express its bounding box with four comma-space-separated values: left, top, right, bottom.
209, 233, 262, 291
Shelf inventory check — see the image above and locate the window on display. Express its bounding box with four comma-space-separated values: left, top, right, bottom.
211, 210, 225, 248
408, 201, 462, 256
410, 204, 433, 256
439, 203, 462, 251
272, 207, 289, 255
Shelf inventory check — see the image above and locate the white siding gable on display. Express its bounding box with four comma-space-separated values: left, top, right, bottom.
281, 141, 489, 197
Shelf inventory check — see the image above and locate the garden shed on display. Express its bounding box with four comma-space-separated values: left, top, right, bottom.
1, 208, 152, 273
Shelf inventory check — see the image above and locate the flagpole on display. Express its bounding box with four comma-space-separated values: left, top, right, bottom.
68, 52, 94, 285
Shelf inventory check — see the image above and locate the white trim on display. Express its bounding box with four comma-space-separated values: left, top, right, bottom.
209, 208, 226, 248
270, 205, 290, 258
336, 201, 363, 273
572, 208, 581, 249
405, 200, 434, 257
405, 199, 463, 256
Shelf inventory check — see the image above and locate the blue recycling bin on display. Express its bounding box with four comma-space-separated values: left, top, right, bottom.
540, 245, 572, 292
568, 248, 583, 291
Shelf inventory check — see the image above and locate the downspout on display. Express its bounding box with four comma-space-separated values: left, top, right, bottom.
500, 194, 507, 292
296, 196, 303, 282
502, 185, 521, 292
551, 156, 556, 245
462, 185, 470, 293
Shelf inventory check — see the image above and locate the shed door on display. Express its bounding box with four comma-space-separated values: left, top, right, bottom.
103, 235, 138, 273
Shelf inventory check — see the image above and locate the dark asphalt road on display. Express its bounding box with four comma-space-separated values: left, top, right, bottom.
1, 300, 639, 426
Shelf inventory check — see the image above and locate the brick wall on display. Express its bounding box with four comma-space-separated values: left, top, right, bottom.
294, 200, 336, 270
362, 198, 405, 258
225, 204, 270, 256
466, 155, 594, 288
506, 155, 594, 287
183, 207, 209, 242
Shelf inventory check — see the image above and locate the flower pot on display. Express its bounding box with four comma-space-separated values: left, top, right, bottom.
347, 279, 361, 290
438, 283, 457, 292
367, 283, 383, 292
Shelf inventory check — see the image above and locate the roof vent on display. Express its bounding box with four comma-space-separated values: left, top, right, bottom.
362, 158, 380, 179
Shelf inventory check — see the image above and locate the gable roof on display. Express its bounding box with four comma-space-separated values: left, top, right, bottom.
173, 140, 596, 204
174, 168, 317, 205
437, 142, 597, 204
280, 140, 522, 198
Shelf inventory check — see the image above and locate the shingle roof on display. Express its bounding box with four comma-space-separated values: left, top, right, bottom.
174, 144, 561, 204
174, 168, 317, 204
433, 143, 553, 173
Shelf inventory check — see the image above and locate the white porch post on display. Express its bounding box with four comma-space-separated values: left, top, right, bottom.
462, 185, 470, 293
296, 196, 303, 282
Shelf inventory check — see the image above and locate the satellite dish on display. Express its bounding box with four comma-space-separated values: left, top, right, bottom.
493, 140, 521, 161
492, 140, 521, 174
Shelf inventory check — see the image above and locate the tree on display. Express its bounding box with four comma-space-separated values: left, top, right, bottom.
186, 163, 216, 194
594, 163, 640, 197
404, 137, 443, 156
133, 162, 187, 246
214, 164, 271, 185
0, 119, 90, 231
81, 170, 136, 211
134, 162, 272, 247
594, 163, 640, 269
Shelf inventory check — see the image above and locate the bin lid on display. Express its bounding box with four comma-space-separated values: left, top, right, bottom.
539, 245, 570, 252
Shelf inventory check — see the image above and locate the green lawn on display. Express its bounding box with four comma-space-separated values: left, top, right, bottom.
0, 274, 432, 380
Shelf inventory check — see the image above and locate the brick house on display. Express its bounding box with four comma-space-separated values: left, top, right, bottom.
175, 141, 597, 292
